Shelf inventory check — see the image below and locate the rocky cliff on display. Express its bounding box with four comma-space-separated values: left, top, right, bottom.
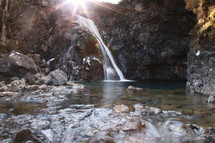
0, 0, 195, 81
89, 0, 195, 80
185, 0, 215, 95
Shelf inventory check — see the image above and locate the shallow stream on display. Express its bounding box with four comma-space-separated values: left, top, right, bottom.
59, 81, 214, 127
1, 80, 215, 143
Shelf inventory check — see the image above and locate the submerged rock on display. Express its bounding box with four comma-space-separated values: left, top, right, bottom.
127, 85, 143, 93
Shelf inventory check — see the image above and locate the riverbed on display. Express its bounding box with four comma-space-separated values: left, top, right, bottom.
0, 81, 215, 143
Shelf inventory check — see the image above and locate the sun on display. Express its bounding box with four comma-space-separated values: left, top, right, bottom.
65, 0, 87, 6
65, 0, 121, 5
56, 0, 122, 18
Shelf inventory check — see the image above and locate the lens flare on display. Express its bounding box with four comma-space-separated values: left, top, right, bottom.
65, 0, 86, 5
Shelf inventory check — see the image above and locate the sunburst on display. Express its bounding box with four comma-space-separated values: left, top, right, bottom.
56, 0, 122, 19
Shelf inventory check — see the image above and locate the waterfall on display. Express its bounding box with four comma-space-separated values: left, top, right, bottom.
76, 16, 126, 81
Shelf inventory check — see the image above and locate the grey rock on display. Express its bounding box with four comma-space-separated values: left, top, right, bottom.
7, 79, 26, 91
0, 51, 38, 78
127, 85, 143, 93
49, 69, 68, 86
207, 95, 215, 103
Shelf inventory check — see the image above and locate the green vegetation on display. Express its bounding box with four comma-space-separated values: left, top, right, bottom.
199, 8, 215, 39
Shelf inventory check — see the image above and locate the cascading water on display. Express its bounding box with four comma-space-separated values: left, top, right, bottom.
76, 16, 126, 81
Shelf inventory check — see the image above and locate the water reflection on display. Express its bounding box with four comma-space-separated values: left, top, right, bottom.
60, 81, 215, 127
0, 102, 46, 115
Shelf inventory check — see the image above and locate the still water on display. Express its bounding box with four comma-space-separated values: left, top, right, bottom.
0, 81, 214, 128
60, 81, 215, 127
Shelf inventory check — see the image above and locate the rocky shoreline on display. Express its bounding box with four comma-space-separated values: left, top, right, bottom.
0, 78, 215, 143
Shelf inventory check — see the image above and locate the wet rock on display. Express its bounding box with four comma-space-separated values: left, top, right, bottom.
7, 79, 26, 91
66, 82, 85, 89
127, 85, 143, 93
31, 90, 44, 95
83, 57, 104, 81
114, 105, 129, 113
25, 84, 50, 94
149, 107, 162, 114
122, 118, 143, 131
0, 51, 38, 78
39, 85, 50, 92
49, 69, 68, 86
50, 86, 78, 95
40, 75, 52, 85
0, 81, 8, 91
25, 85, 40, 91
169, 121, 187, 136
207, 95, 215, 103
89, 132, 116, 143
13, 129, 43, 143
0, 91, 20, 97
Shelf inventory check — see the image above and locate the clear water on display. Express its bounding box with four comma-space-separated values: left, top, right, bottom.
1, 81, 214, 128
60, 81, 215, 127
0, 102, 46, 115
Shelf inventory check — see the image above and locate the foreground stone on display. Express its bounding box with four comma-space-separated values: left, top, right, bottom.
1, 102, 214, 143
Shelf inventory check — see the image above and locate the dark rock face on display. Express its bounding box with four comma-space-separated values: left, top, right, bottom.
0, 0, 104, 81
0, 51, 38, 78
88, 0, 195, 80
0, 0, 195, 81
185, 0, 215, 95
58, 26, 104, 81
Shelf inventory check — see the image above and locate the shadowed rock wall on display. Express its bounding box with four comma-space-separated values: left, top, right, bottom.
185, 0, 215, 95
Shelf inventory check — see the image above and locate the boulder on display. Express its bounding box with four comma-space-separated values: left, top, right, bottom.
0, 51, 38, 78
49, 69, 68, 86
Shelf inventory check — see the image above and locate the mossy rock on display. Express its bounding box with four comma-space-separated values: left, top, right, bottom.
198, 8, 215, 39
209, 8, 215, 22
